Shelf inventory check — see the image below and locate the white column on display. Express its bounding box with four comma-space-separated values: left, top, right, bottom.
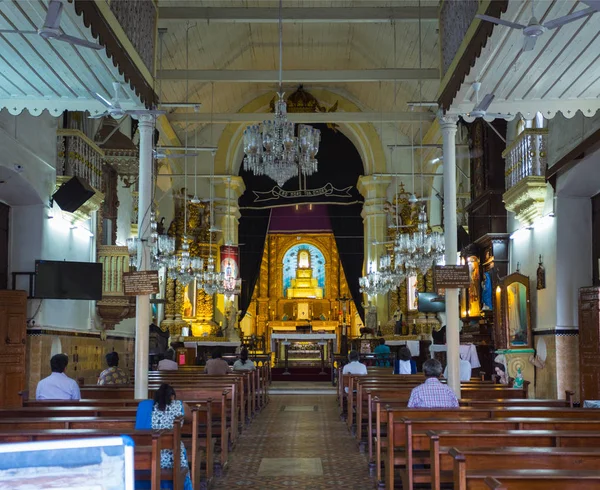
357, 175, 392, 325
440, 114, 461, 398
134, 115, 154, 399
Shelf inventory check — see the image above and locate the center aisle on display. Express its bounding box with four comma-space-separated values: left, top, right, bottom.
213, 394, 376, 489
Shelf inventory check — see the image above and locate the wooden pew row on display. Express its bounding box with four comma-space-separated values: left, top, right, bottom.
0, 403, 218, 483
383, 410, 600, 490
484, 471, 600, 490
0, 424, 185, 490
348, 380, 531, 435
364, 391, 573, 464
451, 447, 600, 490
74, 383, 238, 447
148, 370, 262, 419
422, 429, 600, 490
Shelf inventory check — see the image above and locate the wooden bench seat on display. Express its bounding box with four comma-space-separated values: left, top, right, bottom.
484, 471, 600, 490
451, 447, 600, 490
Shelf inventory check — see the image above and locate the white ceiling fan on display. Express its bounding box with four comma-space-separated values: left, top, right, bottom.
477, 1, 597, 52
462, 82, 512, 120
0, 0, 102, 50
89, 82, 166, 119
153, 148, 199, 160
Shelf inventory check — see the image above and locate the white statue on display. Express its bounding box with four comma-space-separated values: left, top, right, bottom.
224, 304, 238, 331
362, 301, 378, 331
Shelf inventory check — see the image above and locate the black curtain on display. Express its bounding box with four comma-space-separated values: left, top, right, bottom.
328, 203, 365, 322
238, 207, 271, 320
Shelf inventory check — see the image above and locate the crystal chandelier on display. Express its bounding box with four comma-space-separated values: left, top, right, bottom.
126, 211, 175, 270
242, 0, 321, 187
393, 203, 445, 276
359, 260, 392, 297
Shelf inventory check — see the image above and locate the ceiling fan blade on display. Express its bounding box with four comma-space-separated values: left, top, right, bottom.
156, 152, 199, 159
486, 112, 512, 119
88, 111, 109, 119
476, 14, 527, 29
43, 0, 63, 30
53, 33, 102, 50
126, 109, 167, 116
0, 29, 37, 34
473, 93, 495, 113
523, 35, 537, 52
543, 7, 596, 29
581, 1, 600, 12
89, 91, 113, 108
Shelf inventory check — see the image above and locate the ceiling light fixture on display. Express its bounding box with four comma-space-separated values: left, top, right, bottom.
242, 0, 321, 187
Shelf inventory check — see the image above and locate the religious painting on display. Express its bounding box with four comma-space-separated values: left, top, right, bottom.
501, 272, 531, 349
467, 256, 481, 317
407, 275, 418, 311
282, 244, 326, 298
221, 245, 241, 296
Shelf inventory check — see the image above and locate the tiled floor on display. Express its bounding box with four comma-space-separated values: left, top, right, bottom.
212, 394, 376, 489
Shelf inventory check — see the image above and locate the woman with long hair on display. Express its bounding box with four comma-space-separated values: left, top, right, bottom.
136, 383, 193, 489
395, 346, 417, 374
233, 347, 256, 372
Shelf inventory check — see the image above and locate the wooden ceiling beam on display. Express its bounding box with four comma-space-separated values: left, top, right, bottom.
157, 69, 440, 82
167, 112, 436, 123
158, 7, 439, 24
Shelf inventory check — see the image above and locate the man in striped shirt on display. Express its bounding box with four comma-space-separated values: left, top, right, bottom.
407, 358, 459, 408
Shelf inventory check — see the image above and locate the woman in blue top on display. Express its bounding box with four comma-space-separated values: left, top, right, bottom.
395, 346, 417, 374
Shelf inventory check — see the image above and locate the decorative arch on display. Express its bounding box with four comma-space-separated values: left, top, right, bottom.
214, 88, 387, 177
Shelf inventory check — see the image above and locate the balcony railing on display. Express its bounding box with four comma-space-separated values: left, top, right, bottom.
502, 129, 548, 191
56, 129, 104, 190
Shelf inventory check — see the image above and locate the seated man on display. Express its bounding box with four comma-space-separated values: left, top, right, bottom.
36, 353, 81, 400
342, 350, 367, 393
443, 352, 472, 382
158, 349, 178, 371
98, 351, 129, 385
204, 349, 230, 375
407, 358, 459, 408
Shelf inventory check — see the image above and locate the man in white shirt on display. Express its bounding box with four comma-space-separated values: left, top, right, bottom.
342, 350, 367, 393
36, 354, 80, 400
443, 352, 472, 382
157, 349, 178, 371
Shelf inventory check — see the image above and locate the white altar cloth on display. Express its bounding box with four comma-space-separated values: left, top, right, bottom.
270, 333, 336, 354
429, 343, 481, 369
183, 341, 241, 348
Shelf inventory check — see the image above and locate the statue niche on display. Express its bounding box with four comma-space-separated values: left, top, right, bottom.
285, 247, 324, 299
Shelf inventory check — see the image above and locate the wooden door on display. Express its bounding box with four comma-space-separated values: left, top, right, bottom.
0, 290, 27, 408
579, 287, 600, 403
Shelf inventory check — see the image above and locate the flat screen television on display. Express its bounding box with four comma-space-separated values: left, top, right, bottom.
35, 260, 102, 300
417, 292, 446, 313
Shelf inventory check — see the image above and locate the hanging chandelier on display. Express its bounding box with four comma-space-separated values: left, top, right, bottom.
393, 203, 445, 276
242, 0, 321, 187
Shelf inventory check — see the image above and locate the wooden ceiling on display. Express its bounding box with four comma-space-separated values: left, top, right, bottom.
156, 1, 441, 148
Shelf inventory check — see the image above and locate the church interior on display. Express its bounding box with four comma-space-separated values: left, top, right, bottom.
1, 0, 600, 488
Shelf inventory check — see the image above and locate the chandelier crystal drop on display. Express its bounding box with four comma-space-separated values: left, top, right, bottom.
393, 204, 445, 277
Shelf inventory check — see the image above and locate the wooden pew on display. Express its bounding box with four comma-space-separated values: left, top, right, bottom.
383, 408, 600, 490
451, 447, 600, 490
423, 429, 600, 490
484, 472, 600, 490
0, 426, 184, 490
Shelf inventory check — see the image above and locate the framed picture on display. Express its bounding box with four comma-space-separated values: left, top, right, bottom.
501, 272, 532, 349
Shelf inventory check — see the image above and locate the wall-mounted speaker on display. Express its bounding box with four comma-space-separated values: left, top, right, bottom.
52, 176, 95, 213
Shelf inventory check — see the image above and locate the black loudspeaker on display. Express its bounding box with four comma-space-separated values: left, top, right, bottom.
52, 176, 95, 213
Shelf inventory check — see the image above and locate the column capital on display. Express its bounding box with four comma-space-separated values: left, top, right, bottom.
437, 112, 460, 131
214, 175, 246, 200
357, 175, 392, 200
135, 113, 155, 126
